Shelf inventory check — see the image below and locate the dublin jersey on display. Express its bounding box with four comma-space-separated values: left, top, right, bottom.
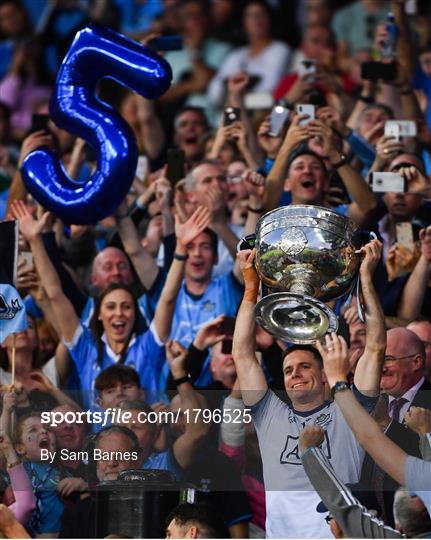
159, 273, 243, 388
65, 323, 165, 410
251, 388, 377, 539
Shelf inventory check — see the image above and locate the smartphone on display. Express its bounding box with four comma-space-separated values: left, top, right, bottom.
384, 121, 400, 142
221, 338, 233, 355
146, 35, 183, 52
223, 107, 241, 126
135, 155, 148, 182
219, 316, 236, 336
361, 61, 397, 82
385, 120, 417, 138
269, 104, 290, 137
18, 251, 34, 273
370, 172, 406, 193
31, 114, 49, 133
166, 148, 186, 185
396, 222, 414, 251
299, 59, 316, 79
296, 104, 315, 126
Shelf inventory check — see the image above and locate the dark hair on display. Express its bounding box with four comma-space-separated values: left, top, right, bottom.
200, 227, 218, 256
286, 144, 327, 175
361, 103, 394, 120
282, 344, 323, 367
243, 0, 275, 25
174, 106, 209, 131
166, 503, 226, 538
89, 283, 140, 367
95, 365, 141, 393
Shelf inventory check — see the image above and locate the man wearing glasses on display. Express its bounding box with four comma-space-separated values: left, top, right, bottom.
361, 327, 431, 524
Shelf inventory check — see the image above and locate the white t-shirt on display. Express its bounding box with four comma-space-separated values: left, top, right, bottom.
251, 389, 376, 538
208, 41, 291, 107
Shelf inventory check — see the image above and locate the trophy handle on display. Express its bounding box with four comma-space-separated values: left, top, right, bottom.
237, 233, 256, 252
346, 231, 377, 321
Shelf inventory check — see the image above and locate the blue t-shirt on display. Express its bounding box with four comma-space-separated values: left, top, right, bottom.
65, 324, 165, 410
142, 449, 181, 480
159, 273, 243, 388
24, 462, 64, 535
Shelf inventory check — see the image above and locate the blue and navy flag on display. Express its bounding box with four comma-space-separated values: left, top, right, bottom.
0, 220, 28, 343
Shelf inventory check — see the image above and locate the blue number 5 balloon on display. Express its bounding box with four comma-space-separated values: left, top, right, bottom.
21, 25, 171, 224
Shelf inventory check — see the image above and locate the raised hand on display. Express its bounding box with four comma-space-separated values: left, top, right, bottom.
193, 314, 227, 351
419, 226, 431, 263
375, 134, 405, 166
166, 340, 188, 379
10, 200, 51, 243
257, 117, 283, 159
155, 170, 173, 211
243, 170, 266, 199
359, 239, 382, 279
298, 425, 325, 452
228, 72, 250, 98
405, 406, 431, 436
316, 332, 350, 387
237, 248, 260, 295
18, 130, 53, 166
175, 205, 211, 251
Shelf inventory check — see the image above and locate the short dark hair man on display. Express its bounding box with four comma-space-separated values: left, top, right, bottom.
165, 503, 226, 539
232, 241, 385, 538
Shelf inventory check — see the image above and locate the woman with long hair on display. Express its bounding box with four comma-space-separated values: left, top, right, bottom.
11, 201, 210, 408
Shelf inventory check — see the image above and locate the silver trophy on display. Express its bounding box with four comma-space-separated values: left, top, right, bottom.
254, 205, 362, 344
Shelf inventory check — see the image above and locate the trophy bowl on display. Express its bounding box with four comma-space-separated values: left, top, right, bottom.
254, 205, 362, 344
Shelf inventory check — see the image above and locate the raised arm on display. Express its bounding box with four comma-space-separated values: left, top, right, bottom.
353, 240, 386, 396
307, 120, 377, 226
115, 191, 159, 291
232, 250, 268, 406
10, 201, 79, 343
316, 333, 408, 487
166, 341, 209, 469
263, 115, 309, 211
152, 206, 210, 342
397, 226, 431, 321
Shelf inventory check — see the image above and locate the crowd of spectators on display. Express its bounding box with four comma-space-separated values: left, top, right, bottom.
1, 0, 431, 538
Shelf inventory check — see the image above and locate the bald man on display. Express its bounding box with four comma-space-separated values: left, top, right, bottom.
91, 247, 134, 292
407, 320, 431, 381
360, 327, 431, 524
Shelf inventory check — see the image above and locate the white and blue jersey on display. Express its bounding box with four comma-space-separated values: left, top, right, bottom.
142, 449, 182, 480
64, 323, 165, 410
159, 273, 243, 389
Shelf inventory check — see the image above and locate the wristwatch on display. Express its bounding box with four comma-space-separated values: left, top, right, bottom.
331, 153, 348, 169
174, 374, 192, 387
330, 380, 350, 400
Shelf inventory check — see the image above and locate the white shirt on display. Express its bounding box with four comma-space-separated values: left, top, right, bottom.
388, 376, 425, 422
208, 41, 291, 107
